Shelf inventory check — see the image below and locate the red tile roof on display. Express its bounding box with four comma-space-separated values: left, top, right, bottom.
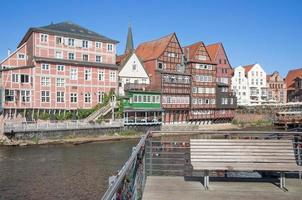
242, 64, 254, 73
285, 68, 302, 90
135, 33, 174, 61
116, 53, 129, 64
206, 43, 221, 61
183, 42, 215, 64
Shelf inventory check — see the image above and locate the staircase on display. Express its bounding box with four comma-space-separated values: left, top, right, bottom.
84, 102, 115, 122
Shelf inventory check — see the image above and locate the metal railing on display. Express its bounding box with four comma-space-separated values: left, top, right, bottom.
4, 120, 124, 133
101, 130, 302, 199
101, 131, 150, 200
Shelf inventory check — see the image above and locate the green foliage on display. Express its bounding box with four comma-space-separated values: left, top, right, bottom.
77, 108, 95, 119
39, 112, 50, 120
116, 101, 124, 118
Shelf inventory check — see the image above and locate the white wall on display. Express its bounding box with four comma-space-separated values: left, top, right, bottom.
118, 53, 150, 96
232, 66, 250, 106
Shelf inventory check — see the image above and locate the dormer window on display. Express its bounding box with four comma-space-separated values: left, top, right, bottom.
82, 40, 88, 48
68, 38, 75, 46
40, 34, 48, 43
158, 62, 164, 70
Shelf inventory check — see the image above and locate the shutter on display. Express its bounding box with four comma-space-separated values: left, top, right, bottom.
88, 41, 92, 48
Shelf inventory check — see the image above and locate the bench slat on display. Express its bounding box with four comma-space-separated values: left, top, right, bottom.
191, 152, 295, 156
191, 162, 302, 171
190, 149, 294, 153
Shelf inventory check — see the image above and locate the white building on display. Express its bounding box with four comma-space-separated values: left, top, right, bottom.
117, 52, 150, 96
232, 63, 267, 106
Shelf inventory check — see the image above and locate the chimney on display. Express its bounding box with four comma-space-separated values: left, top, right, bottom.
7, 49, 11, 56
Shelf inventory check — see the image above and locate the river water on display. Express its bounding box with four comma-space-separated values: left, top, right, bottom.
0, 140, 138, 200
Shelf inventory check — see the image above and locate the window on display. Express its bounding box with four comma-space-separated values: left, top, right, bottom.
132, 64, 137, 71
192, 87, 197, 93
56, 91, 64, 102
12, 74, 19, 82
224, 59, 227, 64
167, 52, 176, 57
5, 90, 14, 102
21, 90, 30, 102
82, 54, 89, 61
41, 77, 50, 86
18, 53, 26, 60
85, 69, 91, 80
56, 37, 62, 45
82, 40, 88, 48
70, 93, 77, 103
85, 93, 91, 103
57, 65, 65, 72
40, 34, 48, 43
56, 78, 65, 87
96, 42, 101, 48
68, 38, 75, 46
96, 55, 102, 62
107, 44, 113, 52
41, 63, 50, 70
70, 68, 78, 80
158, 62, 164, 70
20, 74, 30, 83
41, 91, 50, 102
98, 92, 104, 103
98, 70, 104, 81
55, 51, 63, 59
68, 53, 75, 60
110, 71, 116, 82
230, 98, 234, 105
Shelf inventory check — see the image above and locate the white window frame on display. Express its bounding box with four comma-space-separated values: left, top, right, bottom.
70, 93, 78, 103
21, 90, 31, 102
68, 38, 75, 46
70, 68, 78, 80
40, 34, 48, 43
17, 53, 26, 60
12, 74, 19, 83
82, 40, 88, 48
56, 36, 62, 45
56, 78, 65, 87
68, 52, 75, 60
98, 70, 104, 81
107, 43, 113, 52
55, 50, 63, 59
57, 65, 65, 72
109, 71, 116, 82
41, 91, 50, 103
96, 42, 102, 48
82, 54, 89, 62
85, 69, 92, 81
41, 63, 50, 70
56, 91, 64, 103
85, 92, 91, 103
96, 55, 102, 63
41, 76, 51, 86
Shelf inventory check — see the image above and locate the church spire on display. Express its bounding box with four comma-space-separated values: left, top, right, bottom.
125, 24, 134, 54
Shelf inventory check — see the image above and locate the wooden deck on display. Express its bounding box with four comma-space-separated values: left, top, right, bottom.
143, 176, 302, 200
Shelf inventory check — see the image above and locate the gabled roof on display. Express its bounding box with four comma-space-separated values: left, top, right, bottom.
285, 68, 302, 90
183, 41, 215, 64
206, 42, 232, 68
116, 52, 146, 73
242, 64, 255, 73
18, 21, 119, 47
206, 43, 221, 61
135, 33, 175, 61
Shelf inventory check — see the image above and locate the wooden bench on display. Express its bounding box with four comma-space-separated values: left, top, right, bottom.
190, 139, 302, 190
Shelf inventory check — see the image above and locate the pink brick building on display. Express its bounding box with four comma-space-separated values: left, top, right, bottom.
0, 21, 118, 118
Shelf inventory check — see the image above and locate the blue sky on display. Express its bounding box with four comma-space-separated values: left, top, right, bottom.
0, 0, 301, 77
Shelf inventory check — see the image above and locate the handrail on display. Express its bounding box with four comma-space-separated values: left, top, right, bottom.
101, 131, 150, 200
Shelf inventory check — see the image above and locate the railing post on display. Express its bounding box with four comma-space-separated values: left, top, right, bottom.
149, 139, 152, 176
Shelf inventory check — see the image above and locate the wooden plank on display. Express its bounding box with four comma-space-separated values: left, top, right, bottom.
191, 162, 302, 171
190, 158, 295, 163
190, 152, 295, 156
190, 143, 292, 146
190, 146, 294, 149
190, 155, 296, 160
190, 149, 294, 153
190, 139, 293, 143
190, 139, 292, 141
